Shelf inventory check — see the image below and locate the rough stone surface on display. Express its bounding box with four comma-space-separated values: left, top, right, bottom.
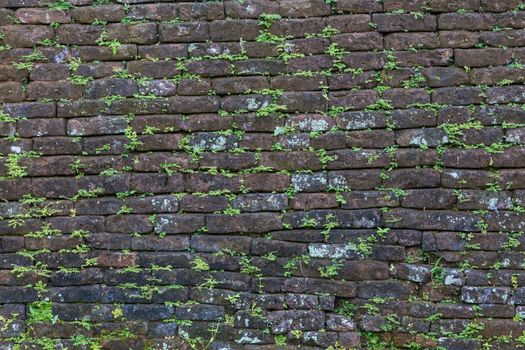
0, 1, 523, 349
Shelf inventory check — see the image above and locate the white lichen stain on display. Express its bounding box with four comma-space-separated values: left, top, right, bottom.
292, 173, 326, 191
10, 146, 22, 153
309, 244, 348, 258
236, 334, 263, 344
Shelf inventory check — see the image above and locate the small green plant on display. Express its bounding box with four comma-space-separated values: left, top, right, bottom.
191, 256, 210, 272
318, 259, 343, 278
431, 257, 446, 284
28, 300, 58, 324
96, 29, 122, 55
48, 0, 73, 10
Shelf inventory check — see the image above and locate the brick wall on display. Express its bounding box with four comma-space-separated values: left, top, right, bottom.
1, 0, 525, 349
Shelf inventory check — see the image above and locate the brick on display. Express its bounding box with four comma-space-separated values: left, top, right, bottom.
383, 88, 430, 108
131, 235, 189, 251
177, 2, 224, 21
481, 30, 525, 48
457, 190, 512, 210
1, 25, 53, 47
422, 67, 469, 87
17, 118, 65, 137
342, 191, 399, 209
346, 130, 395, 148
428, 0, 481, 12
401, 189, 456, 209
126, 3, 177, 21
268, 310, 325, 333
277, 92, 326, 113
127, 60, 179, 78
432, 87, 483, 105
32, 177, 78, 198
462, 287, 511, 304
0, 82, 25, 103
291, 193, 339, 210
16, 8, 70, 24
469, 66, 525, 85
327, 149, 390, 169
0, 8, 14, 25
56, 24, 103, 45
337, 0, 382, 13
454, 48, 513, 67
336, 111, 388, 130
155, 214, 204, 234
325, 14, 371, 33
329, 90, 378, 110
185, 60, 230, 78
385, 33, 440, 50
125, 195, 179, 214
206, 213, 282, 233
213, 76, 269, 95
131, 173, 184, 193
396, 48, 453, 66
383, 0, 427, 11
328, 170, 382, 190
438, 13, 496, 30
357, 281, 416, 299
27, 81, 82, 101
232, 194, 288, 212
272, 75, 327, 92
373, 14, 436, 32
159, 22, 209, 43
439, 30, 478, 48
29, 63, 69, 81
487, 86, 525, 104
396, 128, 448, 148
329, 71, 376, 90
280, 0, 331, 17
84, 78, 138, 99
391, 109, 436, 129
209, 19, 259, 42
67, 116, 127, 136
0, 64, 27, 81
138, 44, 187, 60
225, 0, 279, 18
332, 33, 383, 51
385, 208, 480, 231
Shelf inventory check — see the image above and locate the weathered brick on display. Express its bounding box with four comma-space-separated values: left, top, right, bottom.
455, 48, 513, 68
159, 22, 209, 43
373, 14, 436, 32
17, 118, 65, 137
0, 82, 25, 103
326, 14, 371, 33
384, 208, 480, 231
225, 0, 278, 18
332, 32, 383, 51
27, 81, 82, 101
357, 281, 416, 299
206, 213, 282, 233
154, 214, 204, 234
438, 13, 496, 30
84, 78, 138, 99
462, 287, 511, 304
337, 0, 382, 13
432, 87, 483, 105
280, 0, 331, 17
385, 32, 440, 50
428, 0, 481, 12
67, 116, 127, 136
422, 67, 469, 87
1, 25, 53, 47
